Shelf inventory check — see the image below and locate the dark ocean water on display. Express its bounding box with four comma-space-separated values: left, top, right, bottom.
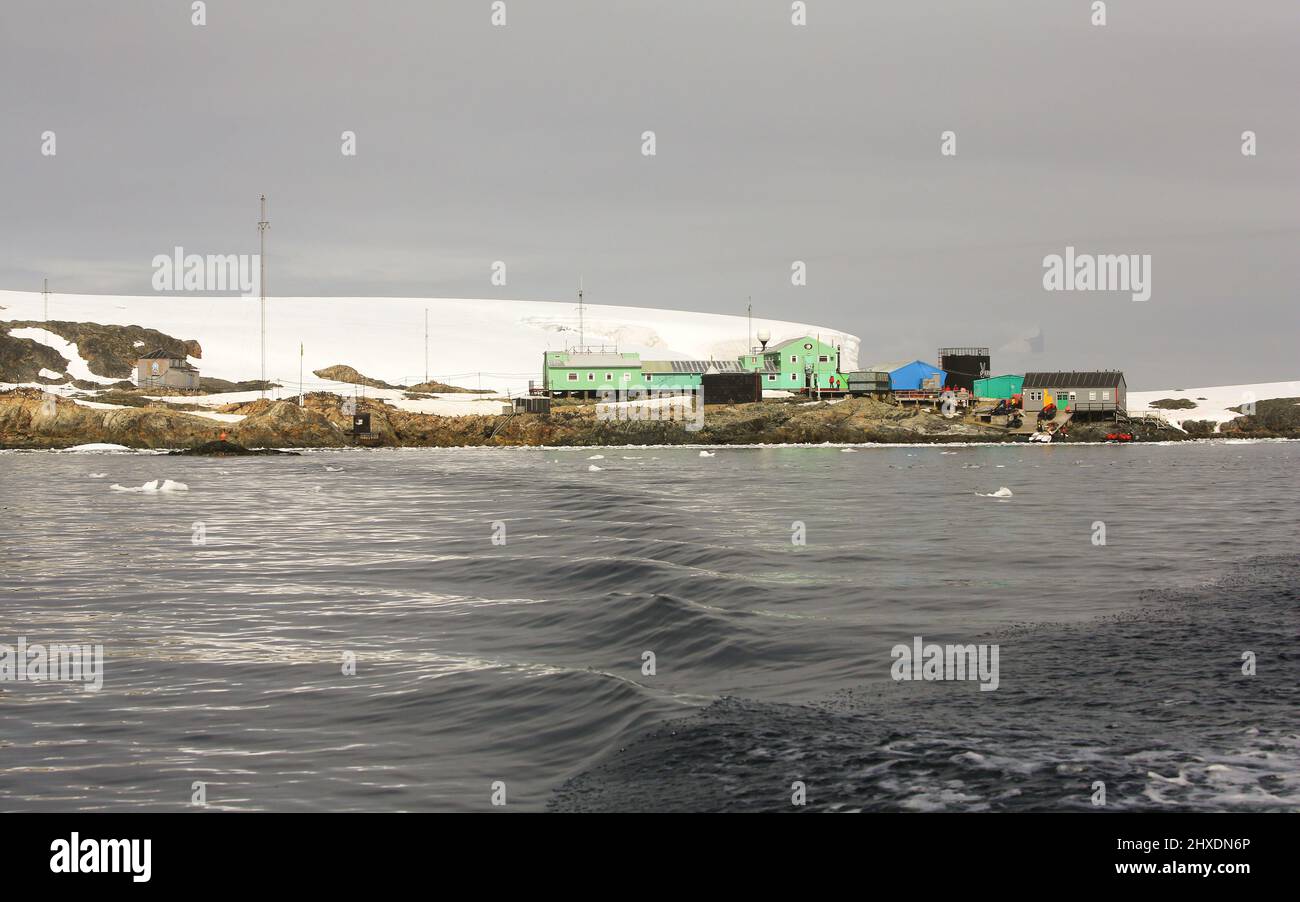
0, 441, 1296, 812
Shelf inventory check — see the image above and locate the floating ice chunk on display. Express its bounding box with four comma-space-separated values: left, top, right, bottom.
112, 480, 157, 493
61, 443, 132, 452
587, 454, 604, 460
976, 486, 1014, 498
588, 464, 603, 472
324, 466, 344, 472
698, 451, 715, 458
110, 479, 188, 494
88, 473, 108, 478
841, 448, 858, 453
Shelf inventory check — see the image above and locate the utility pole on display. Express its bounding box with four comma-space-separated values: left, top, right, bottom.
258, 194, 270, 400
299, 341, 304, 407
424, 308, 429, 385
577, 275, 585, 352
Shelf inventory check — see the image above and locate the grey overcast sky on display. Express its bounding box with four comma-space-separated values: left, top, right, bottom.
1, 0, 1296, 386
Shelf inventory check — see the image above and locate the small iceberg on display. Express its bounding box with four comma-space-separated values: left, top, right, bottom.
324, 466, 344, 472
61, 443, 132, 453
587, 464, 603, 472
841, 448, 858, 453
587, 454, 605, 460
976, 486, 1014, 498
698, 451, 715, 458
88, 473, 108, 479
111, 479, 189, 494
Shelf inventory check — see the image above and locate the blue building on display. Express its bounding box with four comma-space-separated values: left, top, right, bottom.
868, 359, 947, 392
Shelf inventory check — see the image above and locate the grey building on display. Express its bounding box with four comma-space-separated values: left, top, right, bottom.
1022, 371, 1126, 417
136, 348, 200, 390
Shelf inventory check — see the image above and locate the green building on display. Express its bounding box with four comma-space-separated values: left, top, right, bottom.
542, 350, 644, 396
757, 336, 846, 391
640, 360, 701, 390
541, 333, 845, 398
648, 359, 781, 389
973, 374, 1024, 400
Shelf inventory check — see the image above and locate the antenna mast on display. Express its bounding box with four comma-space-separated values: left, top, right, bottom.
258, 194, 270, 399
577, 276, 585, 352
424, 308, 429, 384
747, 297, 752, 353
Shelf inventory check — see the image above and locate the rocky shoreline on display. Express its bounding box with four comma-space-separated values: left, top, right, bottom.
1, 388, 1293, 450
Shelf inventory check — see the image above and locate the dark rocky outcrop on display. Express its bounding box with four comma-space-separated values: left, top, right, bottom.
168, 440, 297, 456
1148, 397, 1198, 410
0, 320, 200, 382
313, 363, 484, 393
1221, 397, 1300, 437
312, 364, 401, 390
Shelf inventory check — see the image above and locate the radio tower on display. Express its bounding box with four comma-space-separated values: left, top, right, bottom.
258, 195, 270, 399
577, 275, 585, 352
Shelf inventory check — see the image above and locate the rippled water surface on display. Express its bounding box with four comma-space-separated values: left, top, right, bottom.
1, 442, 1297, 811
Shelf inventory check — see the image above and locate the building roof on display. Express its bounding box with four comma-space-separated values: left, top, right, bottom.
1023, 371, 1125, 389
768, 336, 837, 354
138, 348, 184, 360
867, 359, 943, 375
552, 352, 640, 368
642, 359, 777, 374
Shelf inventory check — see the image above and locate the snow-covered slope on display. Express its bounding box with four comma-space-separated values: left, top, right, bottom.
0, 291, 859, 394
1128, 381, 1300, 430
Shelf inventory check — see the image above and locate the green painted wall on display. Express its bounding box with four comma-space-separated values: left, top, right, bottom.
973, 374, 1024, 399
642, 373, 699, 389
764, 336, 845, 390
543, 351, 642, 392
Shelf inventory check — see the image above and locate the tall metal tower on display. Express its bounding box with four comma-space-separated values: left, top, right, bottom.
424, 308, 429, 384
577, 276, 585, 352
258, 195, 270, 399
